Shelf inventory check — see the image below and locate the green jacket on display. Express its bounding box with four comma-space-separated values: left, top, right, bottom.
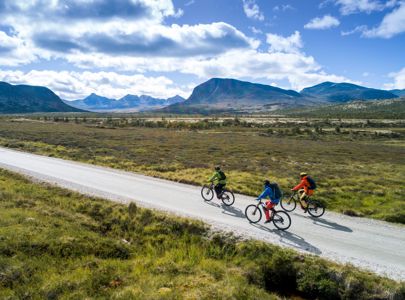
209, 171, 227, 185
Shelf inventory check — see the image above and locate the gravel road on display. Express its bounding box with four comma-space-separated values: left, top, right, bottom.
0, 147, 404, 281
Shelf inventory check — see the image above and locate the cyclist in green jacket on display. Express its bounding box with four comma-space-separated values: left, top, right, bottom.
209, 166, 227, 199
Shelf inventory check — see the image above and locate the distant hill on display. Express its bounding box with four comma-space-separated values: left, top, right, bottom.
278, 98, 405, 119
161, 78, 319, 114
0, 82, 84, 114
66, 93, 185, 112
68, 93, 115, 110
301, 82, 398, 102
390, 89, 405, 97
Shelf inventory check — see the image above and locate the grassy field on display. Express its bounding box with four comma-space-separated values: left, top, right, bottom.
0, 169, 404, 299
0, 117, 404, 224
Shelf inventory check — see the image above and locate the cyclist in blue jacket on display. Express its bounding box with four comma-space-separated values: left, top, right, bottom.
257, 180, 280, 223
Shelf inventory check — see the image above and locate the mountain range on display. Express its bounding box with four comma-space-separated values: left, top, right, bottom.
0, 79, 403, 114
65, 93, 185, 112
0, 82, 84, 114
161, 78, 399, 113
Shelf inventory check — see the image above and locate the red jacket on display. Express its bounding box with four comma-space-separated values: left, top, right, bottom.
292, 176, 310, 191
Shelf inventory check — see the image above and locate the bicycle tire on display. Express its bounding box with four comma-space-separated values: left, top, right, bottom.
272, 210, 292, 231
245, 204, 262, 223
280, 195, 297, 212
201, 185, 214, 201
307, 200, 325, 218
221, 189, 235, 206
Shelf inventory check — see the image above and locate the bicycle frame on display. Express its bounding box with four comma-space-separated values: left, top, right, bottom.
254, 199, 275, 216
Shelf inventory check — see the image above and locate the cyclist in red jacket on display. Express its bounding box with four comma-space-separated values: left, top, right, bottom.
291, 172, 316, 209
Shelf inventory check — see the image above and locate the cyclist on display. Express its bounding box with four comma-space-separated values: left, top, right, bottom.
291, 172, 316, 209
257, 180, 281, 223
208, 166, 227, 199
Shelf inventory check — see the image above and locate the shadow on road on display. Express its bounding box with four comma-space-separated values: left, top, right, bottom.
294, 213, 353, 233
220, 203, 245, 219
250, 223, 322, 255
203, 200, 246, 219
203, 200, 221, 208
311, 217, 353, 232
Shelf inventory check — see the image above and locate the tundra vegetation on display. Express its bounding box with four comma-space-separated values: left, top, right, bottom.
0, 169, 404, 299
0, 116, 404, 224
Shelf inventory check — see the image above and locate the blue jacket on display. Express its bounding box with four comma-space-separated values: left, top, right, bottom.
257, 186, 280, 204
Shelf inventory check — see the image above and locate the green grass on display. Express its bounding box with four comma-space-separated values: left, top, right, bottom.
0, 168, 404, 299
0, 118, 404, 224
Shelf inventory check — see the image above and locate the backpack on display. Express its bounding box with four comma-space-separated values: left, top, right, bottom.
218, 170, 227, 181
307, 176, 317, 190
269, 183, 282, 199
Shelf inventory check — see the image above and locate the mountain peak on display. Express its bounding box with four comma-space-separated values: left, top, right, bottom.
162, 77, 308, 113
302, 81, 397, 102
0, 81, 84, 113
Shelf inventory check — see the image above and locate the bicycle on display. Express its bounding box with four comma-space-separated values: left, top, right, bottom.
201, 182, 235, 206
280, 191, 325, 218
245, 199, 291, 231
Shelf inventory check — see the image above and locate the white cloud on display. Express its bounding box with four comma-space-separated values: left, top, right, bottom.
266, 31, 302, 53
341, 25, 368, 36
304, 15, 340, 30
249, 26, 263, 34
0, 0, 253, 61
288, 72, 355, 91
363, 2, 405, 38
384, 67, 405, 89
242, 0, 264, 21
0, 32, 37, 66
333, 0, 387, 15
185, 0, 195, 6
49, 30, 350, 91
273, 4, 294, 12
0, 69, 191, 100
0, 0, 352, 95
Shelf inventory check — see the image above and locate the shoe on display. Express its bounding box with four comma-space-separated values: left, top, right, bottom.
264, 219, 271, 224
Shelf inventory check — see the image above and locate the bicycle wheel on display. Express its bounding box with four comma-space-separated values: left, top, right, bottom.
272, 210, 291, 231
280, 195, 297, 212
221, 190, 235, 206
307, 200, 325, 218
245, 205, 262, 223
201, 185, 214, 201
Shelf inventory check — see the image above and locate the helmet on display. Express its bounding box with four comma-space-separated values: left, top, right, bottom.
215, 166, 221, 171
264, 180, 270, 186
300, 172, 308, 177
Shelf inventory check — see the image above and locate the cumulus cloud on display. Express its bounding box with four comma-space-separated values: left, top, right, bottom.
242, 0, 264, 21
304, 15, 340, 30
31, 22, 253, 57
363, 2, 405, 38
0, 69, 191, 100
384, 67, 405, 89
0, 0, 178, 22
266, 31, 302, 53
46, 30, 348, 91
0, 0, 253, 61
0, 0, 352, 95
0, 31, 36, 66
174, 32, 351, 91
333, 0, 389, 15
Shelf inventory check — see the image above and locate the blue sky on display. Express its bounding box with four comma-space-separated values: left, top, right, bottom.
0, 0, 404, 100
